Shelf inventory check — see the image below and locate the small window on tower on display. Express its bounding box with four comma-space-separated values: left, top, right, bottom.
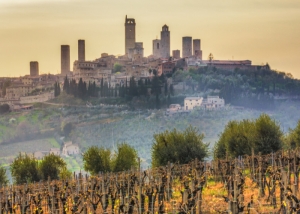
157, 43, 159, 49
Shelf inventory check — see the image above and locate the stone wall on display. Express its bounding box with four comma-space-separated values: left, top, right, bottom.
19, 92, 54, 104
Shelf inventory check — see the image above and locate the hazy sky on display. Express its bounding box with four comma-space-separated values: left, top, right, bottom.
0, 0, 299, 78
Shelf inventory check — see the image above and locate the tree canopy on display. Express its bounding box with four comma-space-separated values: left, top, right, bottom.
2, 80, 11, 96
111, 143, 138, 172
83, 143, 138, 174
0, 167, 8, 186
62, 122, 74, 138
39, 154, 67, 180
10, 153, 40, 184
0, 104, 10, 114
113, 63, 122, 73
151, 126, 209, 167
214, 114, 283, 159
82, 146, 111, 175
284, 120, 300, 149
10, 153, 70, 184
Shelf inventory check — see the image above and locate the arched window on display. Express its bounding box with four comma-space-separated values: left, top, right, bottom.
157, 43, 159, 49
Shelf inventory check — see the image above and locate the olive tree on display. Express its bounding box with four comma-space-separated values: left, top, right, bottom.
284, 120, 300, 149
39, 154, 67, 180
82, 146, 111, 175
214, 114, 283, 159
0, 167, 8, 186
111, 143, 138, 172
152, 126, 209, 167
10, 153, 40, 184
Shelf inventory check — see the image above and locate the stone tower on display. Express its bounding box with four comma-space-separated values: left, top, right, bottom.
160, 25, 170, 58
182, 37, 192, 58
125, 15, 136, 56
172, 50, 180, 59
61, 45, 70, 75
152, 39, 161, 58
78, 40, 85, 62
193, 39, 202, 60
30, 61, 39, 76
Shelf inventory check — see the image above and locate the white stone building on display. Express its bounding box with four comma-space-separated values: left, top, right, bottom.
184, 96, 225, 110
202, 96, 225, 109
62, 141, 80, 156
49, 148, 60, 156
184, 97, 203, 110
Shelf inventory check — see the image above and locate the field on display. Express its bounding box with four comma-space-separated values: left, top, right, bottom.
0, 149, 299, 213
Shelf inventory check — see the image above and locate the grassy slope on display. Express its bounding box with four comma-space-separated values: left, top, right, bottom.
1, 98, 300, 170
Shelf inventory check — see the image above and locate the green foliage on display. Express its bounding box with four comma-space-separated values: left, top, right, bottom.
63, 75, 70, 93
59, 166, 72, 180
54, 82, 61, 97
83, 143, 138, 174
170, 84, 174, 96
2, 80, 11, 96
284, 120, 300, 149
0, 104, 10, 114
151, 76, 162, 109
254, 114, 283, 154
10, 153, 40, 184
113, 63, 122, 73
62, 122, 73, 138
173, 69, 188, 82
39, 154, 67, 180
214, 120, 254, 159
82, 146, 111, 175
62, 76, 97, 99
10, 152, 68, 184
0, 167, 8, 186
214, 114, 283, 159
111, 143, 138, 172
151, 126, 209, 167
173, 67, 300, 110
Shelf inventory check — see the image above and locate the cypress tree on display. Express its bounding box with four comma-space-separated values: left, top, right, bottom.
164, 83, 168, 95
78, 78, 84, 98
54, 82, 57, 97
170, 84, 174, 96
100, 78, 104, 97
92, 82, 96, 97
57, 82, 61, 96
83, 81, 87, 98
88, 81, 91, 97
63, 75, 70, 94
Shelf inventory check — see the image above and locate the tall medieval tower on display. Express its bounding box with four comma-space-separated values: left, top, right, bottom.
78, 40, 85, 62
125, 15, 136, 56
160, 25, 170, 58
182, 37, 192, 58
30, 61, 39, 76
61, 45, 70, 75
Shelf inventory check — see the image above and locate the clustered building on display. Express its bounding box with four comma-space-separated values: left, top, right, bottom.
33, 141, 80, 160
1, 15, 267, 104
166, 96, 225, 115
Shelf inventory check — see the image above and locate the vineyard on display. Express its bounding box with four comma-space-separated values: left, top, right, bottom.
1, 149, 300, 213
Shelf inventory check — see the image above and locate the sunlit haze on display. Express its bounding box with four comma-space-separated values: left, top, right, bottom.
0, 0, 299, 77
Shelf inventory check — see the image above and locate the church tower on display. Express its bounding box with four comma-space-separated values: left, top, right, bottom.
125, 15, 136, 56
160, 25, 170, 58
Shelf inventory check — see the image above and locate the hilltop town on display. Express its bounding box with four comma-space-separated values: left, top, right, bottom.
0, 16, 268, 109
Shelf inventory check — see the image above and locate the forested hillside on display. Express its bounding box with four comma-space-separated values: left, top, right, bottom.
173, 66, 300, 109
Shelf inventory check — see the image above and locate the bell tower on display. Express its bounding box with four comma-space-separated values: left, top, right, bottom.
125, 15, 136, 56
160, 24, 170, 58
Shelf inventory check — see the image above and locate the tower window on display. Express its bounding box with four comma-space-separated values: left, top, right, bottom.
157, 43, 159, 49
